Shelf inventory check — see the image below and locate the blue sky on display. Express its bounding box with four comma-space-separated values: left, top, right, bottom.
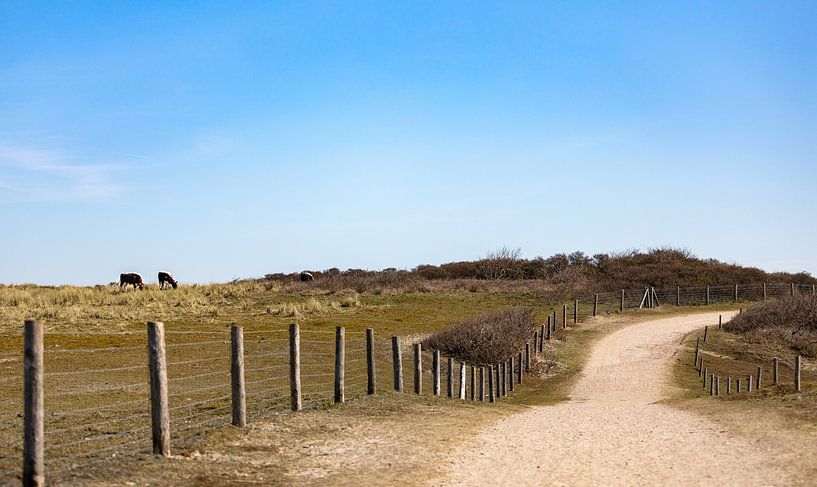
1, 1, 815, 285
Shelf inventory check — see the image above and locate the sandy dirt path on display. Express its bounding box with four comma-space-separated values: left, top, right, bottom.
444, 311, 810, 486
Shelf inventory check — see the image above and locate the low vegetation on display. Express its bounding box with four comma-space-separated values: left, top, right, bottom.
423, 307, 536, 365
724, 295, 817, 357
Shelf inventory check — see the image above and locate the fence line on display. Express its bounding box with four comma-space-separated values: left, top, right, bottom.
1, 280, 812, 483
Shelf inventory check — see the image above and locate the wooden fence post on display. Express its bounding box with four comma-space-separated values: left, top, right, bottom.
289, 323, 302, 412
470, 366, 476, 401
459, 362, 466, 400
703, 367, 708, 388
508, 356, 514, 392
447, 357, 453, 398
709, 374, 715, 395
533, 331, 538, 353
727, 377, 732, 395
525, 343, 531, 373
391, 336, 403, 393
694, 337, 700, 365
718, 315, 722, 330
706, 285, 710, 305
747, 374, 753, 392
488, 365, 495, 403
734, 284, 738, 302
23, 320, 44, 487
756, 366, 762, 389
562, 305, 567, 329
413, 343, 422, 395
334, 327, 345, 404
546, 316, 551, 340
479, 367, 485, 401
736, 378, 741, 393
366, 328, 376, 395
703, 325, 708, 342
773, 357, 779, 385
795, 355, 801, 393
699, 361, 704, 378
230, 326, 246, 427
552, 311, 556, 332
500, 362, 506, 397
676, 286, 681, 306
620, 289, 625, 311
148, 321, 170, 455
593, 294, 599, 316
573, 299, 578, 323
517, 351, 523, 384
432, 350, 440, 396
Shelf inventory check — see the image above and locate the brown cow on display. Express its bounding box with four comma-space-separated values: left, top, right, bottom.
119, 272, 144, 290
158, 272, 178, 289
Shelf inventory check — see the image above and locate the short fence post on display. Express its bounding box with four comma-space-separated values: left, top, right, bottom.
747, 374, 753, 392
756, 366, 762, 390
703, 325, 708, 342
562, 305, 567, 329
366, 328, 376, 395
413, 343, 422, 395
148, 321, 170, 455
694, 337, 700, 365
715, 376, 720, 396
795, 355, 801, 392
334, 327, 345, 404
500, 362, 507, 397
709, 374, 715, 395
289, 323, 302, 411
773, 357, 779, 385
479, 367, 485, 401
432, 350, 441, 396
539, 324, 545, 350
718, 315, 722, 330
593, 293, 598, 316
508, 357, 514, 392
391, 336, 403, 393
525, 343, 531, 373
699, 361, 704, 378
552, 311, 557, 332
23, 320, 44, 487
706, 285, 710, 305
676, 286, 681, 306
488, 365, 495, 402
763, 282, 767, 301
620, 289, 625, 311
573, 299, 578, 323
734, 284, 738, 302
459, 362, 466, 400
470, 366, 476, 401
517, 351, 523, 384
230, 326, 246, 427
727, 377, 732, 395
546, 316, 551, 340
736, 378, 742, 393
533, 331, 538, 353
703, 367, 708, 388
447, 357, 453, 398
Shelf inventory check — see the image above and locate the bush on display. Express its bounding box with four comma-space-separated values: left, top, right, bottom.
423, 307, 535, 365
725, 295, 817, 357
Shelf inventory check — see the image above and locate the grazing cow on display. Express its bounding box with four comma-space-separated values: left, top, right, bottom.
119, 272, 144, 290
158, 272, 178, 289
299, 271, 315, 282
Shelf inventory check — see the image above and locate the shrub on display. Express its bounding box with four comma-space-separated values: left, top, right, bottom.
725, 295, 817, 357
423, 307, 535, 365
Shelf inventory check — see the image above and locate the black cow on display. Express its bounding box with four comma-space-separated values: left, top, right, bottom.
158, 272, 178, 289
299, 271, 315, 282
119, 272, 144, 290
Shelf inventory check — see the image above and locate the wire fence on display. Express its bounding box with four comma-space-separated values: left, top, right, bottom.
0, 280, 812, 484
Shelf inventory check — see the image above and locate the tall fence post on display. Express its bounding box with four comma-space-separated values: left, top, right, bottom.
23, 320, 44, 487
525, 343, 531, 373
334, 326, 345, 404
470, 366, 476, 401
413, 343, 422, 395
392, 336, 403, 392
147, 321, 170, 456
706, 286, 710, 305
447, 357, 453, 398
488, 365, 495, 403
366, 328, 376, 395
573, 299, 578, 323
773, 357, 779, 385
230, 325, 246, 427
795, 355, 801, 392
289, 323, 302, 411
593, 293, 598, 316
432, 350, 441, 396
479, 367, 485, 401
459, 362, 466, 400
676, 286, 681, 306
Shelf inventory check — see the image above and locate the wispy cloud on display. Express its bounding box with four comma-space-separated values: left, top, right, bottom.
0, 144, 128, 202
